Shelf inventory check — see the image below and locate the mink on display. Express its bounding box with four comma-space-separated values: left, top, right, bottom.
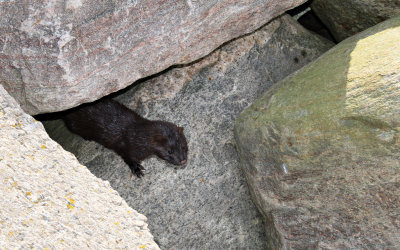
63, 98, 188, 178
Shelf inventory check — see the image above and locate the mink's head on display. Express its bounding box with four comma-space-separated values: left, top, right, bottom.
151, 121, 188, 168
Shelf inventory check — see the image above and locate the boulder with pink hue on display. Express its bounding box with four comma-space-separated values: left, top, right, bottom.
0, 0, 306, 114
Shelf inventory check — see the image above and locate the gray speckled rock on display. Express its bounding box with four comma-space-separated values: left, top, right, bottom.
43, 15, 333, 249
0, 0, 307, 115
235, 16, 400, 249
312, 0, 400, 41
0, 85, 159, 249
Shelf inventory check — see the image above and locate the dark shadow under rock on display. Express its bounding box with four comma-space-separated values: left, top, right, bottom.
287, 1, 336, 43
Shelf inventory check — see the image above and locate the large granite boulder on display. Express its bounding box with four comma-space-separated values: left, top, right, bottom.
0, 85, 159, 249
312, 0, 400, 41
43, 15, 334, 249
0, 0, 307, 115
234, 16, 400, 249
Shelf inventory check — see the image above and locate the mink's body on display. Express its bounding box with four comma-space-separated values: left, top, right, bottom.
63, 98, 188, 177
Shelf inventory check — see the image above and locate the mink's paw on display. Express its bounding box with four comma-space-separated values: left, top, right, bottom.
130, 163, 145, 179
134, 168, 145, 178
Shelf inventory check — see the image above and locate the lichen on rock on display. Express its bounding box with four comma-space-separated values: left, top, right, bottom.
0, 85, 159, 249
235, 15, 400, 249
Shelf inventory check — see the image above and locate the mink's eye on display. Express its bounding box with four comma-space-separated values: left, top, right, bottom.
168, 149, 173, 155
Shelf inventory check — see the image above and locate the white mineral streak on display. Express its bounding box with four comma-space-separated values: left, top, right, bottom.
66, 0, 83, 10
57, 27, 75, 82
20, 2, 76, 83
282, 163, 289, 174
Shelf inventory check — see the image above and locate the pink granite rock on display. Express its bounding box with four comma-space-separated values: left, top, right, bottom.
0, 0, 306, 115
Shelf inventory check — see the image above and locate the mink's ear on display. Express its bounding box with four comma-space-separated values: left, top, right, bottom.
178, 127, 184, 134
152, 135, 167, 145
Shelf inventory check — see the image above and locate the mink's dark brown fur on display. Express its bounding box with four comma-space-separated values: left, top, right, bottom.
63, 98, 188, 177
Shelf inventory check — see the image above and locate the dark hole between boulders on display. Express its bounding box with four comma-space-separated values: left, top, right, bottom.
287, 0, 337, 43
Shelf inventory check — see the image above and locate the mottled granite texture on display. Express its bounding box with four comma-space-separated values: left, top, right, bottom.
42, 15, 334, 249
0, 85, 159, 249
0, 0, 307, 114
235, 16, 400, 249
312, 0, 400, 41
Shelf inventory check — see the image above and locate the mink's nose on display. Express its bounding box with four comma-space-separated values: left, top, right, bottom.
180, 159, 187, 165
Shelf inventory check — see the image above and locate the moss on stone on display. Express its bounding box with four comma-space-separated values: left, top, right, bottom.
235, 15, 400, 249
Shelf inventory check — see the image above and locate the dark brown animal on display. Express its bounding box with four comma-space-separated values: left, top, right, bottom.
63, 98, 188, 177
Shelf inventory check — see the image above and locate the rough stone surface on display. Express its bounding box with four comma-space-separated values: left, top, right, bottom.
0, 85, 159, 249
43, 15, 334, 249
0, 0, 307, 115
312, 0, 400, 41
234, 16, 400, 249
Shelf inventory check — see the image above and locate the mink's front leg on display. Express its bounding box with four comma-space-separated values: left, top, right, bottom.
120, 153, 145, 178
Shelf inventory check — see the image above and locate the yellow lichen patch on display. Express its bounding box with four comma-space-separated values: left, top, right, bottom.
12, 122, 22, 128
138, 245, 146, 249
67, 198, 75, 210
114, 222, 119, 226
40, 144, 47, 149
26, 192, 31, 196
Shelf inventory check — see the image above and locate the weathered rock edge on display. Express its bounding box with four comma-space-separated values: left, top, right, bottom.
0, 0, 306, 115
0, 85, 159, 249
234, 16, 400, 249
